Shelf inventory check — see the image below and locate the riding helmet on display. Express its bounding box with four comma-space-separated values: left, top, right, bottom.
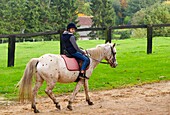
67, 23, 77, 30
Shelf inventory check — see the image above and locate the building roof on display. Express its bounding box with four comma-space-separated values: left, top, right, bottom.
77, 16, 93, 26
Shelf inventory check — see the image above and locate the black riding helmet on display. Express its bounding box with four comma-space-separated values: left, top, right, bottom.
67, 23, 77, 31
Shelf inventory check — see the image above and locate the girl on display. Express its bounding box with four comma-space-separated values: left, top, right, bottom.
62, 23, 90, 79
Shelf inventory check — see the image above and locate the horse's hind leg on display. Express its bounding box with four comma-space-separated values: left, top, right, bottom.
32, 74, 44, 113
84, 79, 93, 105
67, 80, 84, 110
45, 82, 61, 110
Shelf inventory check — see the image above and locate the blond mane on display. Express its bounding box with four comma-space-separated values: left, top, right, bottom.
87, 44, 109, 59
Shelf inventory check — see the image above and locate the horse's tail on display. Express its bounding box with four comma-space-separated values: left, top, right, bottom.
17, 58, 39, 102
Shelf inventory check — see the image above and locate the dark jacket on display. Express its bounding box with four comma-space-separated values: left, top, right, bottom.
62, 31, 84, 54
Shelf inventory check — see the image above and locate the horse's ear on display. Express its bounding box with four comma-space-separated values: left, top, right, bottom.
113, 43, 116, 47
105, 41, 109, 44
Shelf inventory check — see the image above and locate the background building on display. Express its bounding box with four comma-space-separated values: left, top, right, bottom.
77, 16, 93, 40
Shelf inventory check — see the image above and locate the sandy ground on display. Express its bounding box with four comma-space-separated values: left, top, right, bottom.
0, 81, 170, 115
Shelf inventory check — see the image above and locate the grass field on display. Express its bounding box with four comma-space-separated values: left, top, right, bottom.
0, 37, 170, 100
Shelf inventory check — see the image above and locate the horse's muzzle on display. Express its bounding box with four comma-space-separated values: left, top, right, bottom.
110, 62, 118, 68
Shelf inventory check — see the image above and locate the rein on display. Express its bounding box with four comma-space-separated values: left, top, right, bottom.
89, 56, 109, 64
85, 50, 109, 65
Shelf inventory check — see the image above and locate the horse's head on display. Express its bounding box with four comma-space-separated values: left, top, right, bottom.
103, 43, 118, 68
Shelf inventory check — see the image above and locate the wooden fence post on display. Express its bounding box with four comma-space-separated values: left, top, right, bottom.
147, 25, 153, 54
8, 36, 16, 67
108, 28, 112, 43
105, 28, 112, 43
59, 30, 64, 54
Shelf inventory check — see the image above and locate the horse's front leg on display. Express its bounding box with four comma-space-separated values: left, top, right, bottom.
84, 79, 94, 105
67, 80, 84, 110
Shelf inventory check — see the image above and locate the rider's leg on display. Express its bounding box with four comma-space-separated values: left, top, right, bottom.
71, 52, 90, 79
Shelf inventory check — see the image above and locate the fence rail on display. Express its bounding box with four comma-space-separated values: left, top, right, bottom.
0, 30, 60, 38
0, 24, 170, 67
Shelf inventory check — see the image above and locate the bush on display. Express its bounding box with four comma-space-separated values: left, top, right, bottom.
153, 27, 170, 37
119, 30, 131, 39
131, 29, 147, 38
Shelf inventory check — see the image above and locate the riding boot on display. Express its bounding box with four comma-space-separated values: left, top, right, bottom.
78, 73, 89, 79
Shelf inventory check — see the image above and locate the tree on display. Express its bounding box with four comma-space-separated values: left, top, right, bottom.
0, 0, 25, 34
38, 0, 60, 31
90, 0, 115, 28
131, 3, 170, 36
131, 3, 170, 25
23, 0, 41, 33
126, 0, 165, 17
90, 0, 115, 39
112, 0, 128, 25
76, 0, 92, 15
55, 0, 78, 29
76, 0, 85, 14
0, 0, 78, 34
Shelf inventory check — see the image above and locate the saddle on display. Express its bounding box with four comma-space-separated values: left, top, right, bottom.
61, 55, 89, 71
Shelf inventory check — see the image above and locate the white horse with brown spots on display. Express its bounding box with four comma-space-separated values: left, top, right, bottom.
18, 43, 118, 113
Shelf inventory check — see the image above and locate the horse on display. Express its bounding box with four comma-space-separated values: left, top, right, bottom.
17, 43, 118, 113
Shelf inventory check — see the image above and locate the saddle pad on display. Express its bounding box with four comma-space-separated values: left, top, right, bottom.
61, 55, 79, 71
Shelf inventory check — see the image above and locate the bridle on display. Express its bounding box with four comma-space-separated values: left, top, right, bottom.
85, 46, 116, 65
110, 46, 116, 62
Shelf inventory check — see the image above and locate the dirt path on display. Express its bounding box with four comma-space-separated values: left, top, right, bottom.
0, 81, 170, 115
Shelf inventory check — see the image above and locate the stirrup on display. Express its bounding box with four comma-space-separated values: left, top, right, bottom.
78, 73, 89, 79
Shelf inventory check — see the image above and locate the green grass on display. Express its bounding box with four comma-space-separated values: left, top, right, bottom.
0, 37, 170, 99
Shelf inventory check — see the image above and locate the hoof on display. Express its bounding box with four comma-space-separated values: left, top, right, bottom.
87, 100, 94, 105
67, 105, 73, 111
56, 104, 61, 110
32, 105, 40, 113
34, 109, 40, 113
